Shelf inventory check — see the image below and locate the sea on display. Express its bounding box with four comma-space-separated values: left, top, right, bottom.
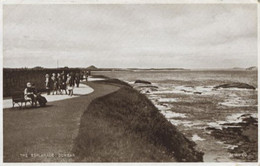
93, 69, 258, 162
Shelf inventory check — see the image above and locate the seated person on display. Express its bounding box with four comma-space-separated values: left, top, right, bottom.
24, 82, 37, 107
32, 83, 47, 107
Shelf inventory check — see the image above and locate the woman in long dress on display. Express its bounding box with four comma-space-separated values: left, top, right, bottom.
66, 74, 74, 96
57, 73, 62, 95
51, 73, 58, 95
45, 74, 50, 95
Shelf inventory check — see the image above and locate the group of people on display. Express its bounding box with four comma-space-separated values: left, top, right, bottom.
45, 71, 81, 96
23, 71, 88, 107
24, 82, 47, 107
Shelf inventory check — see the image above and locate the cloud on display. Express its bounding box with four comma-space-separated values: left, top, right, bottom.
3, 4, 257, 68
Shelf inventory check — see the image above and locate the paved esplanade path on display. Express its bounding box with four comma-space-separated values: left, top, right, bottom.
3, 81, 120, 162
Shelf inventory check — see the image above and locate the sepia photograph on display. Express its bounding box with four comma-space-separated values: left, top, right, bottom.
1, 0, 258, 164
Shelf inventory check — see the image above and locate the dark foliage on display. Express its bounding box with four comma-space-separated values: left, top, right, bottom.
3, 68, 80, 97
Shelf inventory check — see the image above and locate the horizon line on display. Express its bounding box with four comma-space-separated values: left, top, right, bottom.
3, 66, 257, 70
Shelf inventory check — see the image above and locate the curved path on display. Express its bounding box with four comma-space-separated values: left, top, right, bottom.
3, 81, 120, 162
3, 83, 94, 109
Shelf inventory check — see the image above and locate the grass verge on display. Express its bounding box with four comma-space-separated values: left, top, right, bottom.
73, 79, 203, 162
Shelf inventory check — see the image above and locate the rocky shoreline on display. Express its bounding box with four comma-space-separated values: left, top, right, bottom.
131, 79, 258, 162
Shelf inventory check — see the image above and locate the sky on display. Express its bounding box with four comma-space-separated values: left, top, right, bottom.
3, 4, 257, 69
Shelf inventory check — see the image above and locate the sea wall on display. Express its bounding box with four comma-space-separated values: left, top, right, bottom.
3, 68, 80, 97
73, 79, 203, 162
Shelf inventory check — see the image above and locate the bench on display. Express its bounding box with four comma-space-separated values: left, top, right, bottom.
12, 92, 32, 109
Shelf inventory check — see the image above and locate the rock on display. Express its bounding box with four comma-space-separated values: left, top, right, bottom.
246, 66, 257, 71
214, 83, 255, 90
194, 92, 202, 95
137, 85, 158, 89
242, 116, 257, 124
206, 113, 258, 161
150, 88, 158, 91
181, 89, 192, 93
134, 80, 151, 84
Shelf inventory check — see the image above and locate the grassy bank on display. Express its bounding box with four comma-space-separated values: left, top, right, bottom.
73, 79, 203, 162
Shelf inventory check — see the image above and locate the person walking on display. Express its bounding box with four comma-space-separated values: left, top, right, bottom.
75, 72, 80, 87
57, 73, 62, 95
51, 73, 58, 95
66, 74, 74, 96
70, 72, 76, 87
60, 72, 67, 95
83, 71, 87, 81
45, 74, 51, 95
